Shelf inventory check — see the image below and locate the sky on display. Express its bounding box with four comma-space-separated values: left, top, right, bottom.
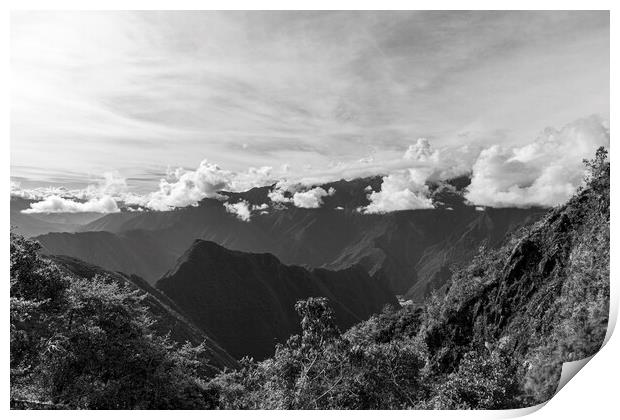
10, 11, 610, 214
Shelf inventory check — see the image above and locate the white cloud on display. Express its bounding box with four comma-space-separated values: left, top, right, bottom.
465, 116, 610, 208
252, 203, 269, 211
292, 186, 335, 209
13, 116, 609, 214
143, 160, 233, 210
403, 138, 480, 181
231, 166, 276, 191
141, 162, 278, 211
403, 138, 438, 162
21, 195, 120, 214
223, 200, 252, 222
363, 169, 434, 214
267, 180, 295, 204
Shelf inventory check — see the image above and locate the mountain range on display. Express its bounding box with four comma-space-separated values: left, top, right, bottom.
29, 177, 545, 302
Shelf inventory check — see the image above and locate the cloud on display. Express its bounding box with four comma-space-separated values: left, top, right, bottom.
358, 138, 478, 213
403, 138, 480, 181
11, 12, 608, 191
267, 180, 296, 204
268, 182, 337, 208
362, 169, 434, 213
223, 200, 252, 222
141, 162, 278, 211
13, 116, 610, 214
11, 181, 40, 200
403, 138, 437, 162
465, 116, 610, 207
21, 195, 120, 214
292, 186, 336, 209
143, 161, 233, 210
12, 160, 278, 213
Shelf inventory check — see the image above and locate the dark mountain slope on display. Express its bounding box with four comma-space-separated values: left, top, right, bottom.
35, 177, 544, 300
420, 150, 610, 400
37, 204, 543, 299
156, 240, 398, 359
37, 230, 177, 283
49, 255, 238, 373
405, 207, 544, 301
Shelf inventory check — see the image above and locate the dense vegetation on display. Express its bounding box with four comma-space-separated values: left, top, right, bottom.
10, 148, 609, 409
10, 235, 212, 409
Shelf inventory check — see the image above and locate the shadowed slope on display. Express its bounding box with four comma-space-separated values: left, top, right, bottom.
156, 240, 398, 359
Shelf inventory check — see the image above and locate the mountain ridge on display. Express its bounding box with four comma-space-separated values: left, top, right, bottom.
156, 239, 399, 359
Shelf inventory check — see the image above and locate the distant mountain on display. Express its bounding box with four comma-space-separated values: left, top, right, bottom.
156, 240, 398, 359
49, 254, 238, 373
10, 197, 105, 237
35, 177, 544, 300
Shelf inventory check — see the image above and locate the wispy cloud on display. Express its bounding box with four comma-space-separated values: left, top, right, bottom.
11, 11, 609, 191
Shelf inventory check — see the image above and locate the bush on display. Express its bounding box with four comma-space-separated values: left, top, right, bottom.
209, 297, 428, 409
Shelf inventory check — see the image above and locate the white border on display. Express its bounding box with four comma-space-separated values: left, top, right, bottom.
2, 2, 616, 419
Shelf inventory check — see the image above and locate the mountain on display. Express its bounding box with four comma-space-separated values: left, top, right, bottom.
34, 177, 544, 300
156, 240, 399, 359
420, 152, 610, 399
200, 151, 610, 410
49, 254, 238, 373
10, 197, 105, 237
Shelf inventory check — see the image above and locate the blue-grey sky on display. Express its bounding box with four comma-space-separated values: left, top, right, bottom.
11, 11, 609, 199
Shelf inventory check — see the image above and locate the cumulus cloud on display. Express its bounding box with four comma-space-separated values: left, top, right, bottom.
403, 138, 480, 181
268, 182, 336, 209
465, 116, 610, 208
292, 187, 335, 209
11, 181, 40, 200
21, 195, 120, 214
403, 138, 437, 162
14, 171, 132, 214
362, 169, 434, 213
143, 161, 233, 210
140, 162, 277, 211
223, 200, 252, 222
267, 181, 294, 204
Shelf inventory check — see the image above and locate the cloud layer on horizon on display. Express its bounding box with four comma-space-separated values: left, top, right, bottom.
13, 116, 610, 215
21, 195, 120, 214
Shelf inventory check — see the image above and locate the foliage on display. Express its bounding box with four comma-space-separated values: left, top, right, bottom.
208, 297, 428, 409
420, 338, 526, 409
10, 233, 210, 409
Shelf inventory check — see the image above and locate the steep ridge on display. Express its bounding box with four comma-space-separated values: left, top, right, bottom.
35, 177, 544, 300
420, 152, 610, 399
156, 240, 398, 359
49, 254, 238, 373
